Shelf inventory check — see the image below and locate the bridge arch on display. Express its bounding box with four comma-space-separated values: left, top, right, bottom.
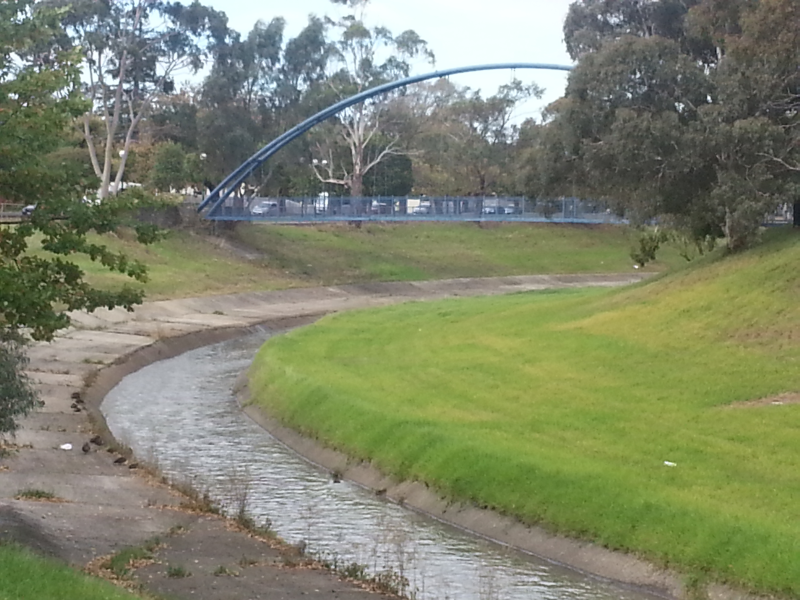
199, 63, 574, 217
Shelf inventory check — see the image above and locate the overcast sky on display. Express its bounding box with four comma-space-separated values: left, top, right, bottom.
203, 0, 575, 123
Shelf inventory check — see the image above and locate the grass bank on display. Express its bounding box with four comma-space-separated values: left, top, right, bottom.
31, 222, 681, 299
0, 544, 141, 600
232, 222, 682, 285
249, 228, 800, 597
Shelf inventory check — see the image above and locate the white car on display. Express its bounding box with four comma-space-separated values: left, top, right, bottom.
251, 200, 278, 216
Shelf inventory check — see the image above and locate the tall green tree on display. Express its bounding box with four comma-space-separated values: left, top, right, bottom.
149, 142, 188, 192
540, 0, 798, 250
1, 1, 159, 434
197, 15, 329, 193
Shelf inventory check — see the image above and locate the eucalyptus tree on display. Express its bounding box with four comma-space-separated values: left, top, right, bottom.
311, 0, 435, 202
197, 15, 330, 194
407, 79, 541, 197
52, 0, 229, 198
541, 0, 798, 251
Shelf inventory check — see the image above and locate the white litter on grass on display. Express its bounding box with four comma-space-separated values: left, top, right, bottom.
59, 443, 72, 451
663, 460, 676, 467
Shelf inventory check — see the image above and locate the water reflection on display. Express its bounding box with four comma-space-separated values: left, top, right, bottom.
103, 334, 663, 600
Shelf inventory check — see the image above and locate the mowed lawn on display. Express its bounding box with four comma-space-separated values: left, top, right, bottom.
0, 544, 142, 600
249, 228, 800, 597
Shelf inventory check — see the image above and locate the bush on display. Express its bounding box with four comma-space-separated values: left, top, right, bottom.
0, 329, 41, 435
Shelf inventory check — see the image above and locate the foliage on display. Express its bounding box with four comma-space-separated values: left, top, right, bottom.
54, 0, 229, 197
310, 0, 435, 199
413, 79, 541, 196
0, 331, 40, 436
198, 15, 329, 193
1, 1, 160, 435
149, 142, 188, 192
251, 228, 800, 597
630, 226, 670, 267
540, 0, 800, 251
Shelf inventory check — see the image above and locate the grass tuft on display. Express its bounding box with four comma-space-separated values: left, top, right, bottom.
15, 489, 57, 501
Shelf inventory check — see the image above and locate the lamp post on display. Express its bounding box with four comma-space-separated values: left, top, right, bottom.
312, 159, 329, 215
198, 153, 207, 201
118, 150, 126, 193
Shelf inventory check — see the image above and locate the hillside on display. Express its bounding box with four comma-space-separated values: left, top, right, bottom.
59, 222, 681, 299
249, 227, 800, 597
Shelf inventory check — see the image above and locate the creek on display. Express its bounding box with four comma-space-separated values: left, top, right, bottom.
102, 332, 666, 600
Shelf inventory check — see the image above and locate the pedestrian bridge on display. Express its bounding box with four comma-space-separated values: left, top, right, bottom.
210, 196, 625, 225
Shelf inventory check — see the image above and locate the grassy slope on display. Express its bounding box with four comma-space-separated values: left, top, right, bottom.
232, 222, 682, 284
38, 222, 679, 300
0, 545, 140, 600
61, 230, 299, 299
249, 228, 800, 597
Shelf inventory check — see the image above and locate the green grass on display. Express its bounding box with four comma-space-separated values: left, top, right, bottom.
25, 222, 680, 300
233, 222, 683, 285
102, 540, 159, 579
61, 230, 297, 299
0, 544, 143, 600
249, 227, 800, 597
15, 489, 56, 501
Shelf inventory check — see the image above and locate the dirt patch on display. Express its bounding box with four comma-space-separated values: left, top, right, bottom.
727, 391, 800, 408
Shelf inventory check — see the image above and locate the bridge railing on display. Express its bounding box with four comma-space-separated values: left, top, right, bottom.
207, 196, 626, 224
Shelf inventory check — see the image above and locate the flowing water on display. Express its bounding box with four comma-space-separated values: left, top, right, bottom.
102, 332, 666, 600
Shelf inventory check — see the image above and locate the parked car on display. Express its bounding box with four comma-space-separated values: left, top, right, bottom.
21, 204, 36, 217
250, 200, 278, 216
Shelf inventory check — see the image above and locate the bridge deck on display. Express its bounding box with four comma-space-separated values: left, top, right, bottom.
206, 196, 627, 225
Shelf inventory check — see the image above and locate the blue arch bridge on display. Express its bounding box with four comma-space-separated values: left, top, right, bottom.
198, 62, 624, 226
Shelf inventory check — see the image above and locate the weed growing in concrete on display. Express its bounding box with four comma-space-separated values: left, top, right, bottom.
15, 488, 56, 501
166, 565, 190, 578
317, 551, 413, 598
102, 538, 160, 579
212, 565, 238, 577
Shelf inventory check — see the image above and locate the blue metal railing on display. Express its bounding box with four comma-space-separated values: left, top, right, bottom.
206, 196, 626, 225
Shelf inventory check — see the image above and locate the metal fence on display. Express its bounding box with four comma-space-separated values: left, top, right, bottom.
207, 196, 628, 225
0, 203, 25, 223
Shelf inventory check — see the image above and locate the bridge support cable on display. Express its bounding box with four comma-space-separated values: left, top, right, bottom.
197, 62, 573, 218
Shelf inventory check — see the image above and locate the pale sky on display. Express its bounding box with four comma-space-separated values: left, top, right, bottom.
203, 0, 575, 123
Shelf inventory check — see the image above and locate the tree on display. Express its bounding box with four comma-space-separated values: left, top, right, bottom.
539, 0, 798, 251
407, 79, 541, 197
1, 1, 159, 434
311, 0, 434, 204
53, 0, 229, 198
197, 16, 330, 194
149, 142, 188, 192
